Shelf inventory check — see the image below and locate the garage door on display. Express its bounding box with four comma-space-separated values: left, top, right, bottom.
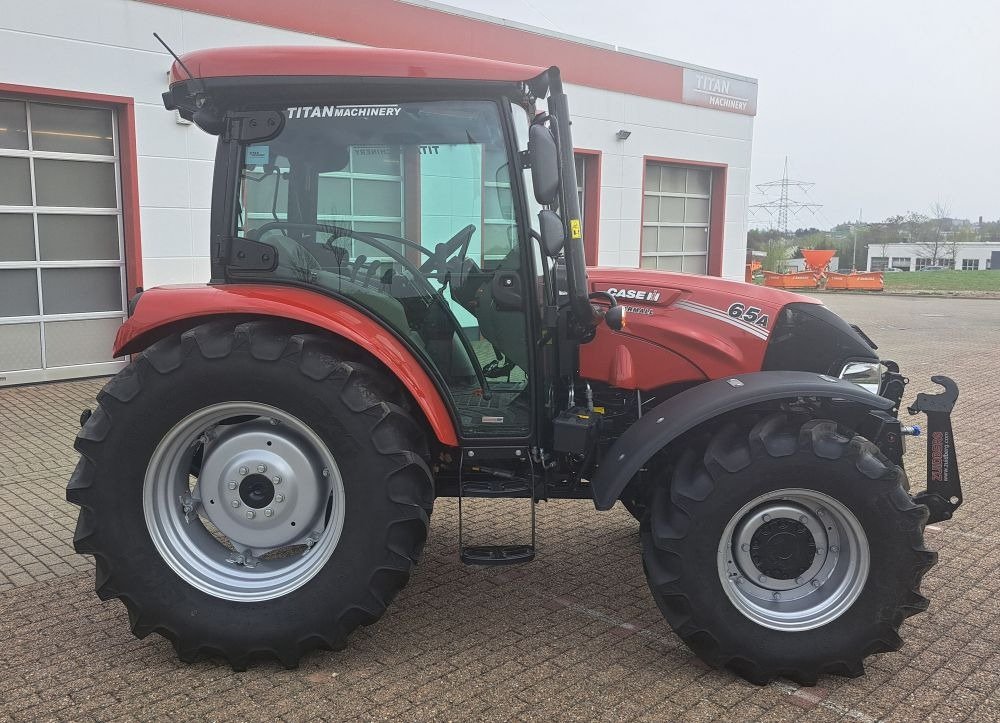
641, 161, 712, 274
0, 98, 127, 386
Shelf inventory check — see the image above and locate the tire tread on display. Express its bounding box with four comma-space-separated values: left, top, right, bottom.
66, 319, 433, 669
642, 412, 936, 685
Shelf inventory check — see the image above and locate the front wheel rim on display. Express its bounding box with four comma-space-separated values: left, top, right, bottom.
717, 488, 869, 632
143, 402, 345, 602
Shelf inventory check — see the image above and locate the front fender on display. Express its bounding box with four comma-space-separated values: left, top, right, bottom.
116, 284, 459, 447
591, 370, 894, 510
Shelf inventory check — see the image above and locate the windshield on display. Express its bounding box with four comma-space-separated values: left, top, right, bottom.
234, 99, 532, 438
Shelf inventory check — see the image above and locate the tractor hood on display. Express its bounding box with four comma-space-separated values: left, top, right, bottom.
589, 267, 817, 309
580, 268, 873, 390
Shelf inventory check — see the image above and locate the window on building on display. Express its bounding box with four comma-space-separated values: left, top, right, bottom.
483, 147, 515, 263
575, 155, 586, 230
573, 151, 600, 266
641, 162, 711, 273
890, 257, 911, 270
961, 258, 980, 271
915, 257, 932, 270
0, 98, 126, 384
247, 144, 405, 258
870, 257, 889, 271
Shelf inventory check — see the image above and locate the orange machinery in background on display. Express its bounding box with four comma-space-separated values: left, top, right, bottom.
762, 249, 834, 289
762, 249, 883, 291
826, 271, 885, 291
761, 269, 822, 288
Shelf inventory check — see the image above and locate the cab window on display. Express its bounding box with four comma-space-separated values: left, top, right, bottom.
235, 100, 531, 438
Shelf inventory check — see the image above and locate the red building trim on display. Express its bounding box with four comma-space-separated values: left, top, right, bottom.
117, 103, 144, 294
0, 83, 134, 108
707, 166, 728, 277
0, 83, 143, 293
640, 155, 728, 277
573, 148, 602, 266
141, 0, 688, 106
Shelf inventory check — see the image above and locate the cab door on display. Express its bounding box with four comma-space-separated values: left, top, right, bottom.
234, 98, 537, 441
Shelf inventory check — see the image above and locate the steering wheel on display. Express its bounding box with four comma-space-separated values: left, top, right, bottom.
419, 225, 476, 275
248, 220, 437, 297
245, 219, 494, 399
252, 220, 476, 284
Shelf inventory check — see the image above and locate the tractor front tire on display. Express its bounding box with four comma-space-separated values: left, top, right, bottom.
67, 320, 433, 669
641, 414, 936, 685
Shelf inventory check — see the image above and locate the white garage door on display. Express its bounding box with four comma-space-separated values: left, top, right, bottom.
641, 161, 712, 274
0, 98, 127, 386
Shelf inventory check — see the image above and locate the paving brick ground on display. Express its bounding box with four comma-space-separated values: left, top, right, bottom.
1, 294, 998, 721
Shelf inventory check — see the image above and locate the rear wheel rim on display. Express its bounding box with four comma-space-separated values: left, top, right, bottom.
717, 488, 869, 631
143, 401, 345, 602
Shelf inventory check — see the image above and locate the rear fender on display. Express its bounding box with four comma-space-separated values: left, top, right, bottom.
115, 284, 459, 447
590, 370, 894, 510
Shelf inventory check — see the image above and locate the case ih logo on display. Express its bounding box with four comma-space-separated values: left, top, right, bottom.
605, 288, 662, 303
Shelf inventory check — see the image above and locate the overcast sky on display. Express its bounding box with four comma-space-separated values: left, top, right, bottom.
436, 0, 998, 229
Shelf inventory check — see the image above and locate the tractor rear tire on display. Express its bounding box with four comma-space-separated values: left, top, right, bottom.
67, 320, 433, 669
641, 414, 936, 685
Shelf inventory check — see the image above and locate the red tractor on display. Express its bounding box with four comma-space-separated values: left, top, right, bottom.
68, 45, 962, 684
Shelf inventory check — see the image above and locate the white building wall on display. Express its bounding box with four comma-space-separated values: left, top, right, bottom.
0, 0, 755, 285
866, 243, 1000, 271
566, 85, 753, 276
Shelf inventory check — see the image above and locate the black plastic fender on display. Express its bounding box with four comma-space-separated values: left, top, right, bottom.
591, 370, 895, 510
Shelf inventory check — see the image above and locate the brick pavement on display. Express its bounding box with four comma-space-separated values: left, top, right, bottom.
0, 294, 998, 721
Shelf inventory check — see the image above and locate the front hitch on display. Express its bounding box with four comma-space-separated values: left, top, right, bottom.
907, 376, 962, 523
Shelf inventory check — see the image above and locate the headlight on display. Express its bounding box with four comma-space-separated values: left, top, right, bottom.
839, 361, 882, 394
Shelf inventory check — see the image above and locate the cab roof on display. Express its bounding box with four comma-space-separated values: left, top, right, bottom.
169, 45, 548, 87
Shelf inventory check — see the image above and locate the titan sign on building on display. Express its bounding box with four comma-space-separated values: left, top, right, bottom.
0, 0, 757, 385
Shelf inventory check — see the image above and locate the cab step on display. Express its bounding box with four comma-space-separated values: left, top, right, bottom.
458, 447, 535, 566
462, 478, 531, 498
460, 544, 535, 566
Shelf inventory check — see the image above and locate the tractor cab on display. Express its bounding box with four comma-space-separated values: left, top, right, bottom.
156, 45, 625, 565
163, 46, 610, 450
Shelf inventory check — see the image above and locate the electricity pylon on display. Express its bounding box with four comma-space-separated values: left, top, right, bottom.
750, 157, 822, 235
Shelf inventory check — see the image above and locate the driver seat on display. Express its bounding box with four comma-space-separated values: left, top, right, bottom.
267, 234, 412, 332
267, 233, 477, 381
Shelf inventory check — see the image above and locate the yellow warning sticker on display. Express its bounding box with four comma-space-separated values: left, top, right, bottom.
569, 218, 582, 239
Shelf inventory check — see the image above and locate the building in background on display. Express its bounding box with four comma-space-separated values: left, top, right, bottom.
0, 0, 757, 385
866, 242, 1000, 271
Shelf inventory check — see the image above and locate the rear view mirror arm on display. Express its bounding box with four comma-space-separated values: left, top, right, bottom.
546, 70, 600, 336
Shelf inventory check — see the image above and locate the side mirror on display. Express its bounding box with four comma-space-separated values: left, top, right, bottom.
538, 209, 565, 257
528, 123, 559, 205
